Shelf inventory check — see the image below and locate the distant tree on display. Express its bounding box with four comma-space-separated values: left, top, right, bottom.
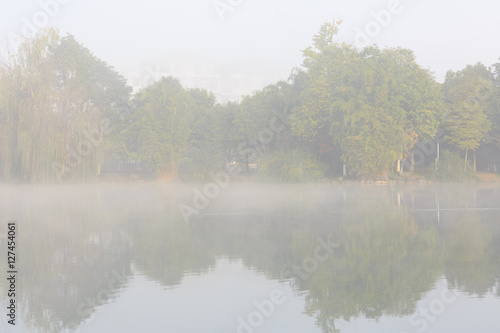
235, 80, 296, 171
125, 77, 197, 179
380, 48, 444, 172
292, 22, 443, 178
0, 29, 131, 182
442, 63, 493, 171
489, 61, 500, 148
217, 102, 246, 167
179, 88, 221, 179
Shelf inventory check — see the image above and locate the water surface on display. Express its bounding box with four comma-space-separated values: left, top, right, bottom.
0, 183, 499, 332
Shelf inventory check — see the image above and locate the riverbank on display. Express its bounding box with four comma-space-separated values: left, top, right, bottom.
332, 172, 500, 185
3, 172, 499, 185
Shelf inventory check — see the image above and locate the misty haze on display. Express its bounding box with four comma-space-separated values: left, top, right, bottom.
1, 0, 500, 332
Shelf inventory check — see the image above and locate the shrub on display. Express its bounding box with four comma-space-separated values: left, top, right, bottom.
434, 150, 476, 182
256, 150, 326, 182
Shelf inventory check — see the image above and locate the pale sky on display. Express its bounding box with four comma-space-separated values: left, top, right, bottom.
1, 0, 500, 102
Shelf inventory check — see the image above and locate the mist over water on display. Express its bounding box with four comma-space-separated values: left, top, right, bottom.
0, 183, 499, 332
2, 1, 500, 332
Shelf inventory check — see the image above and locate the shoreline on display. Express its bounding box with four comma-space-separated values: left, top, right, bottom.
1, 172, 500, 186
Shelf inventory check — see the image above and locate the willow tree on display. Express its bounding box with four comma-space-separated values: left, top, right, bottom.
0, 29, 62, 182
0, 29, 131, 182
0, 55, 18, 180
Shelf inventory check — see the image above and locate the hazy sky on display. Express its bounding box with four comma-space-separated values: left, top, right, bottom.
1, 0, 500, 102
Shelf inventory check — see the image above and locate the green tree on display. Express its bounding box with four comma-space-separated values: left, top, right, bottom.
178, 88, 220, 179
234, 80, 298, 172
293, 22, 443, 178
125, 77, 205, 179
442, 63, 493, 171
0, 29, 131, 182
489, 61, 500, 150
381, 48, 444, 172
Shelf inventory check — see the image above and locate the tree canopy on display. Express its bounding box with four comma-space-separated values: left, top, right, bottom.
1, 26, 499, 183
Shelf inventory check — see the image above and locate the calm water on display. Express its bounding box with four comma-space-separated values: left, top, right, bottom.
0, 183, 499, 332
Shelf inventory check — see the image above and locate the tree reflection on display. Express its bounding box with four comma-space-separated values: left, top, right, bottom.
442, 214, 500, 296
0, 185, 498, 332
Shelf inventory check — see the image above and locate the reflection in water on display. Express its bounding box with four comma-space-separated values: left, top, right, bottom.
0, 184, 499, 332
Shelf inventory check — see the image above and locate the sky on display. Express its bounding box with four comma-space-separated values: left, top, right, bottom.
1, 0, 500, 102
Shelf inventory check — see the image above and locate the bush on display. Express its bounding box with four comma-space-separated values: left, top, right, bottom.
434, 150, 476, 182
178, 147, 222, 181
256, 150, 326, 182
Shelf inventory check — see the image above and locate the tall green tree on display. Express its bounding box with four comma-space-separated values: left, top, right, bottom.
125, 77, 207, 179
442, 63, 493, 171
380, 48, 444, 172
292, 22, 443, 178
178, 88, 221, 179
489, 61, 500, 148
236, 80, 297, 170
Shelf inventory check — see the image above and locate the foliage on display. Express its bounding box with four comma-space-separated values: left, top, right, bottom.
442, 64, 493, 167
123, 77, 203, 179
0, 29, 131, 182
489, 61, 500, 146
5, 185, 500, 331
434, 150, 476, 182
1, 23, 499, 183
178, 89, 221, 179
255, 150, 326, 182
292, 22, 444, 178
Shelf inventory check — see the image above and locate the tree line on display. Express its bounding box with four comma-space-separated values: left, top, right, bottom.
1, 23, 499, 182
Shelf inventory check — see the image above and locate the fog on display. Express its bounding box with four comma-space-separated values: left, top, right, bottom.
1, 0, 500, 332
1, 183, 500, 332
2, 0, 500, 101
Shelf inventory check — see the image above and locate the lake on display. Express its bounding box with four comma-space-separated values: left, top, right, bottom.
0, 183, 499, 332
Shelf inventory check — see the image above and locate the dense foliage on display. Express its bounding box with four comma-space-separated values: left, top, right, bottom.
0, 29, 130, 182
1, 24, 499, 182
435, 150, 476, 182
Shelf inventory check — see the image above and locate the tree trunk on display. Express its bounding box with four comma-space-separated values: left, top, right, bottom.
436, 190, 440, 224
473, 188, 477, 208
396, 159, 401, 174
435, 142, 440, 171
473, 150, 477, 172
343, 163, 347, 177
464, 149, 468, 172
410, 152, 415, 172
401, 157, 408, 175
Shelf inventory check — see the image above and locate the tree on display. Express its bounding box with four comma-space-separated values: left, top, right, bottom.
243, 82, 292, 147
128, 77, 192, 179
442, 64, 494, 171
333, 46, 409, 178
292, 22, 443, 178
379, 48, 444, 173
489, 61, 500, 149
0, 29, 131, 182
125, 77, 210, 179
178, 88, 220, 179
